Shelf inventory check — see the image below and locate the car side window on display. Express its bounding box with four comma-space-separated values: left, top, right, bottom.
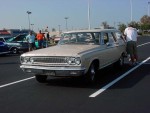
102, 33, 109, 44
111, 32, 117, 42
115, 31, 123, 39
108, 33, 116, 44
93, 32, 101, 45
13, 36, 20, 41
13, 35, 26, 42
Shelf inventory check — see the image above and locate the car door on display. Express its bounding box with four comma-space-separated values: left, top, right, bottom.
99, 32, 117, 67
107, 32, 119, 62
19, 35, 28, 48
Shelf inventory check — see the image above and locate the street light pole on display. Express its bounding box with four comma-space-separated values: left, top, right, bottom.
31, 24, 34, 31
130, 0, 133, 22
58, 25, 61, 36
64, 17, 69, 31
27, 11, 31, 31
88, 0, 91, 30
148, 2, 150, 16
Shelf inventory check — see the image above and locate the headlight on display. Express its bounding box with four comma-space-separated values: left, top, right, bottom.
20, 56, 24, 63
30, 57, 34, 63
20, 56, 31, 63
66, 57, 81, 65
24, 57, 30, 63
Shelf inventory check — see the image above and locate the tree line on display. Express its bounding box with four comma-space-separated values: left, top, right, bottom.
118, 15, 150, 34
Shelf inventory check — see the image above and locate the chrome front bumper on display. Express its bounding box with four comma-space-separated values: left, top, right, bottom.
20, 65, 86, 77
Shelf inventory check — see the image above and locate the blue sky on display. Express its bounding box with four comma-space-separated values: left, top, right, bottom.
0, 0, 149, 32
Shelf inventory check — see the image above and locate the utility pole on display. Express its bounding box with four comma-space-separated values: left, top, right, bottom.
64, 17, 69, 31
130, 0, 133, 22
27, 11, 32, 31
148, 2, 150, 16
88, 0, 91, 30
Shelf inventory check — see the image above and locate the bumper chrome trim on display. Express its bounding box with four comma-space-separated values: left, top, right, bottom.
20, 65, 86, 77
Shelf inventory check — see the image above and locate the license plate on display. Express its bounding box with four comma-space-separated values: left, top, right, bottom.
43, 70, 56, 76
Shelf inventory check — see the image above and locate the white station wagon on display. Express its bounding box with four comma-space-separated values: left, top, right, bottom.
20, 29, 126, 83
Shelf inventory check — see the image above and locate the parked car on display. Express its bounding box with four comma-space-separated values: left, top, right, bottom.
53, 37, 61, 44
6, 34, 29, 54
20, 29, 126, 83
0, 41, 10, 55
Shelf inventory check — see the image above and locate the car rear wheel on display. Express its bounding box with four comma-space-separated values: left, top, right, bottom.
35, 74, 47, 83
114, 55, 124, 68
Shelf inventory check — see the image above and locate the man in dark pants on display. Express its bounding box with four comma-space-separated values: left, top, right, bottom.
124, 24, 138, 65
26, 31, 36, 51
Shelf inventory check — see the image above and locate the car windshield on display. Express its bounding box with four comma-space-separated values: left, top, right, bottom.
7, 37, 15, 42
4, 37, 13, 42
59, 32, 98, 45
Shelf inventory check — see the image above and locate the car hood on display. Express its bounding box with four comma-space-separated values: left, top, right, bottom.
21, 44, 100, 57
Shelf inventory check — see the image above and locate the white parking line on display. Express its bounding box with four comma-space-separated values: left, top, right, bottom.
0, 76, 35, 88
89, 56, 150, 98
137, 42, 150, 47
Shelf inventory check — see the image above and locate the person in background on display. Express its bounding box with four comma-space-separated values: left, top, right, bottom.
26, 31, 36, 51
45, 32, 50, 47
36, 30, 45, 48
124, 24, 138, 66
46, 32, 50, 41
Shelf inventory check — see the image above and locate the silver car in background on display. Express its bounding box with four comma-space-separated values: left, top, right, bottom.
20, 29, 126, 83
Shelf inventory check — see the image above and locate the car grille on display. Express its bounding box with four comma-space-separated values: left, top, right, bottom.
31, 56, 67, 65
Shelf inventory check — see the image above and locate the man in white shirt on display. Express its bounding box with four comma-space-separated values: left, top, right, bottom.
124, 24, 138, 65
26, 31, 36, 51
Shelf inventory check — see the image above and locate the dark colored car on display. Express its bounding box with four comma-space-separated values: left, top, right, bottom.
6, 34, 29, 54
0, 41, 10, 55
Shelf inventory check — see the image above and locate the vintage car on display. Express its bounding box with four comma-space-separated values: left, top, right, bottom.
6, 34, 29, 54
20, 29, 126, 83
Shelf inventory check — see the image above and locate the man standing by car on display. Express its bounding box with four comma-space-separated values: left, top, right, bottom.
36, 30, 45, 48
124, 24, 138, 65
26, 31, 36, 51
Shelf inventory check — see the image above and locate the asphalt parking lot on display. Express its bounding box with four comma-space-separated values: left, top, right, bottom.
0, 36, 150, 113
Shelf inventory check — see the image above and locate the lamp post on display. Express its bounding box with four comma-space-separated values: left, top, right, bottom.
64, 17, 69, 31
27, 11, 32, 31
88, 0, 91, 30
148, 2, 150, 16
31, 24, 34, 31
58, 25, 61, 36
130, 0, 133, 22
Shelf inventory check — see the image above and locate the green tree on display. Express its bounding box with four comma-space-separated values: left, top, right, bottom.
140, 15, 150, 31
118, 23, 126, 33
140, 15, 150, 24
101, 21, 109, 28
141, 24, 150, 30
128, 21, 140, 29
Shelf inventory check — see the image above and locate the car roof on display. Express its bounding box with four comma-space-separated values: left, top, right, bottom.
0, 36, 13, 38
64, 29, 120, 33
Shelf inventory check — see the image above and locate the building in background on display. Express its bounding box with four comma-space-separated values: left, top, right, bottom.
0, 30, 11, 37
0, 29, 31, 37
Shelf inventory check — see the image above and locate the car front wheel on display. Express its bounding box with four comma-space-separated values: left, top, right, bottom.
86, 63, 97, 84
11, 48, 18, 54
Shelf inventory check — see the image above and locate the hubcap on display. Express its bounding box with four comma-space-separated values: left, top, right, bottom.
90, 65, 95, 81
120, 57, 124, 66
